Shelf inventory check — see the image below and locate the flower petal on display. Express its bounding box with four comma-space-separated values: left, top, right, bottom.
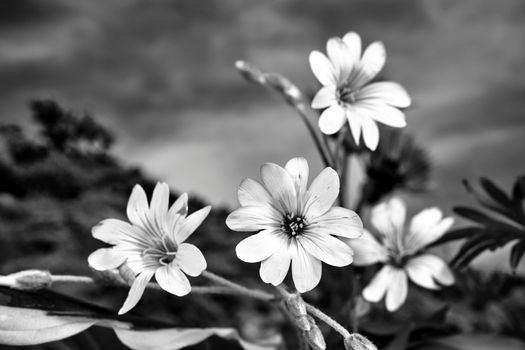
405, 254, 455, 290
290, 241, 322, 293
259, 246, 291, 286
235, 229, 286, 263
299, 232, 354, 267
226, 205, 279, 232
353, 102, 407, 128
342, 32, 362, 66
304, 167, 340, 219
169, 192, 188, 218
311, 206, 363, 238
261, 162, 297, 213
118, 270, 154, 315
360, 116, 380, 151
156, 264, 191, 296
370, 197, 406, 243
175, 206, 211, 243
362, 265, 393, 303
309, 51, 336, 86
312, 86, 337, 109
327, 37, 353, 81
237, 178, 273, 207
149, 182, 170, 234
356, 82, 411, 108
126, 185, 149, 227
92, 218, 134, 245
405, 209, 454, 253
88, 248, 126, 271
176, 243, 207, 277
345, 229, 388, 265
351, 41, 386, 89
385, 268, 408, 312
285, 157, 309, 199
346, 108, 363, 145
318, 105, 347, 135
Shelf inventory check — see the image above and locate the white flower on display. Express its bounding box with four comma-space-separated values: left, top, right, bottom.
309, 31, 411, 150
346, 197, 455, 311
88, 182, 210, 314
226, 157, 363, 293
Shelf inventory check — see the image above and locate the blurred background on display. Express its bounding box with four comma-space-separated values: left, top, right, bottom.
1, 1, 525, 349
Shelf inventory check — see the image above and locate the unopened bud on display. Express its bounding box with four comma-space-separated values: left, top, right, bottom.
235, 60, 266, 85
305, 315, 326, 350
344, 333, 377, 350
264, 73, 304, 107
0, 270, 52, 290
118, 264, 136, 286
91, 268, 127, 286
285, 293, 310, 331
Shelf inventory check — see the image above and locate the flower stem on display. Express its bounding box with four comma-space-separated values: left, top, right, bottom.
304, 303, 351, 339
294, 104, 335, 168
201, 271, 275, 301
275, 284, 351, 339
51, 275, 95, 284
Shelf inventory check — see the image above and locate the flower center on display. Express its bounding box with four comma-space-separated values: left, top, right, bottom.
337, 86, 357, 104
281, 213, 306, 237
142, 234, 178, 266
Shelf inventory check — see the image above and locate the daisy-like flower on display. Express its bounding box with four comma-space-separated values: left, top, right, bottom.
88, 182, 211, 314
309, 31, 411, 150
346, 197, 455, 311
226, 157, 363, 293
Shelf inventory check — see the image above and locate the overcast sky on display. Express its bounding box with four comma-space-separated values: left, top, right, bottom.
1, 0, 524, 236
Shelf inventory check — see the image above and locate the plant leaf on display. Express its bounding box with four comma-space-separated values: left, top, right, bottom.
0, 305, 96, 346
453, 206, 522, 234
429, 227, 481, 247
114, 327, 280, 350
509, 240, 525, 273
479, 177, 511, 207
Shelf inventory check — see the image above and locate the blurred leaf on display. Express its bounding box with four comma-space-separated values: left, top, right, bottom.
451, 234, 504, 268
429, 334, 525, 350
479, 177, 511, 208
0, 287, 279, 350
429, 227, 481, 247
453, 207, 521, 234
509, 240, 525, 273
384, 326, 411, 350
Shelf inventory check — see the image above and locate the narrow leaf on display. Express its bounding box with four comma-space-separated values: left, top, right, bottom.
509, 240, 525, 273
479, 177, 511, 207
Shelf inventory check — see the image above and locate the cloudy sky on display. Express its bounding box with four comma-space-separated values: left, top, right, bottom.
1, 0, 524, 224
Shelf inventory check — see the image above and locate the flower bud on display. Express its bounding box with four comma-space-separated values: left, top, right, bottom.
91, 268, 127, 286
235, 60, 266, 85
118, 264, 136, 286
263, 73, 304, 107
344, 333, 377, 350
0, 270, 52, 290
285, 293, 310, 331
305, 315, 326, 350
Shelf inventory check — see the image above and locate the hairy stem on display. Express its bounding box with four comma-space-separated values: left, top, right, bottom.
201, 271, 275, 301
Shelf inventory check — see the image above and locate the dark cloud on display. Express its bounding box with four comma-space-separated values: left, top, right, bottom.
0, 0, 524, 216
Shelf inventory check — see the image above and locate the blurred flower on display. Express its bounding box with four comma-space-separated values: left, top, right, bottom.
226, 157, 362, 293
346, 197, 454, 311
88, 183, 210, 314
309, 32, 410, 150
361, 128, 432, 205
